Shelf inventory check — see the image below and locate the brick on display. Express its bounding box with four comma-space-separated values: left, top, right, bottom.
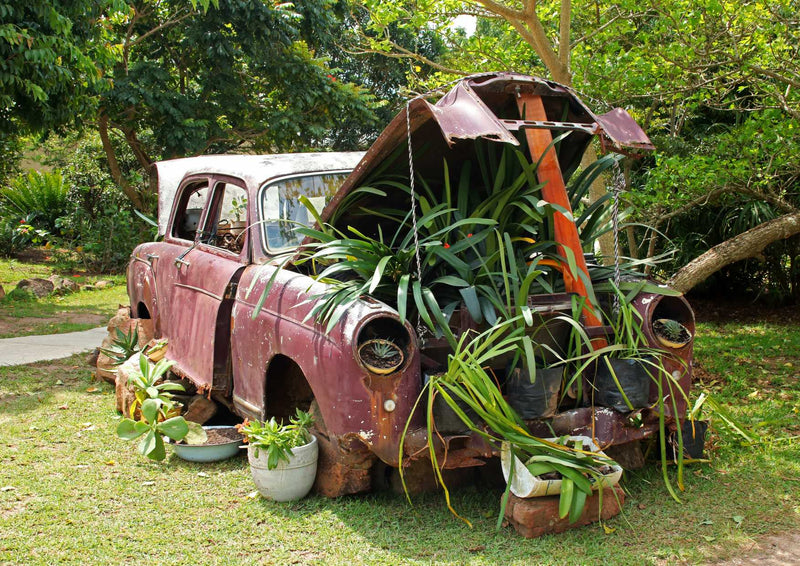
504, 486, 625, 538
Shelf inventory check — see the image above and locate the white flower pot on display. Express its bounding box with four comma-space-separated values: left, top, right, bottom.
247, 435, 318, 502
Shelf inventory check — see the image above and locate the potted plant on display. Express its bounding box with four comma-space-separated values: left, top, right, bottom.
500, 436, 622, 496
237, 409, 318, 502
357, 338, 404, 374
229, 196, 248, 235
585, 286, 655, 413
653, 318, 692, 349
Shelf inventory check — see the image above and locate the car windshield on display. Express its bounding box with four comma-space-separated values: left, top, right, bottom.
260, 172, 349, 251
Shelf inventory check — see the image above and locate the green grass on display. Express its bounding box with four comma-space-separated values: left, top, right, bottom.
0, 325, 798, 565
0, 256, 127, 338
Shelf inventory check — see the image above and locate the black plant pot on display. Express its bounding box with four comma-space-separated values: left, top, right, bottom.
593, 357, 653, 412
430, 393, 479, 434
505, 366, 563, 419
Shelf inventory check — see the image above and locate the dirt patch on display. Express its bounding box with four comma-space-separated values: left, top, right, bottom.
691, 297, 800, 325
707, 531, 800, 565
0, 313, 106, 337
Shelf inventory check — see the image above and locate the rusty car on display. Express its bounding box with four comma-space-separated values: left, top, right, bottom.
127, 72, 696, 495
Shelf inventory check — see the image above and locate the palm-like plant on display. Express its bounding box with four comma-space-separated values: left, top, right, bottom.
400, 316, 616, 526
99, 327, 140, 366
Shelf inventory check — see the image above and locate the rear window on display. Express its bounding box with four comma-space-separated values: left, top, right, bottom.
259, 172, 348, 251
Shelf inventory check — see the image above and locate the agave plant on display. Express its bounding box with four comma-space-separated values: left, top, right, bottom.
99, 327, 141, 366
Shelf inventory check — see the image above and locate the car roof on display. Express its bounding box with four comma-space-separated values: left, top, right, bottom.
153, 152, 365, 235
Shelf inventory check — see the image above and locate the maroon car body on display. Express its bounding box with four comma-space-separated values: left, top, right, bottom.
127, 73, 694, 486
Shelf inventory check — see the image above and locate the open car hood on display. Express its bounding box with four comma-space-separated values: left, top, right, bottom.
319, 72, 653, 227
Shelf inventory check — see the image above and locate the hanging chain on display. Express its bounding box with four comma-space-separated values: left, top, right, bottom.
611, 157, 624, 314
402, 72, 498, 343
406, 104, 426, 341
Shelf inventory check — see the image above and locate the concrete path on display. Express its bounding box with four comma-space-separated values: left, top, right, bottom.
0, 326, 107, 366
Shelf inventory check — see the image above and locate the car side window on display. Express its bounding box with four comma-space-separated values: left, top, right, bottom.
171, 181, 210, 241
260, 173, 348, 251
201, 181, 249, 254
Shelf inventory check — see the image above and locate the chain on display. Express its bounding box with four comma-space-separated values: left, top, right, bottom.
405, 104, 426, 341
402, 72, 499, 342
611, 158, 624, 314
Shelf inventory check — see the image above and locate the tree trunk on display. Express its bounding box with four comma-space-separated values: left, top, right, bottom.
98, 111, 145, 211
668, 211, 800, 293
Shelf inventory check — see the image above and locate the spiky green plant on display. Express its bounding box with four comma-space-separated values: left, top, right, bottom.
99, 327, 140, 366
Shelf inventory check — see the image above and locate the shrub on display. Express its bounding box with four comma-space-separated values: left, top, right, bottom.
0, 171, 69, 234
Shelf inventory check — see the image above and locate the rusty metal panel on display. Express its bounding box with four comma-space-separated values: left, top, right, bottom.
596, 108, 656, 152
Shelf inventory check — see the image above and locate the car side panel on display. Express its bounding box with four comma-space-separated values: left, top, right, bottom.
232, 264, 421, 466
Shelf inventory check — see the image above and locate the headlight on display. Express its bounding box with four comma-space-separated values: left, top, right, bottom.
356, 317, 411, 375
650, 295, 694, 349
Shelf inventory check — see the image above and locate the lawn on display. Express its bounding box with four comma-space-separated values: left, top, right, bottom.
0, 317, 798, 565
0, 256, 128, 338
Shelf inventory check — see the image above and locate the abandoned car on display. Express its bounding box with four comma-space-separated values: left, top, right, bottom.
127, 72, 695, 495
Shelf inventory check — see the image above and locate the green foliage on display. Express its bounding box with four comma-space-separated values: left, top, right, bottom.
0, 0, 112, 134
101, 0, 378, 159
115, 355, 206, 461
98, 327, 140, 366
0, 171, 69, 233
116, 399, 189, 461
127, 356, 183, 420
404, 316, 615, 526
237, 409, 314, 470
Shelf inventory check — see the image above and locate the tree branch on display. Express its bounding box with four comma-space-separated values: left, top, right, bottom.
668, 211, 800, 293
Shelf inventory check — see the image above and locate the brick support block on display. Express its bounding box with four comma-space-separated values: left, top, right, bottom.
504, 486, 625, 538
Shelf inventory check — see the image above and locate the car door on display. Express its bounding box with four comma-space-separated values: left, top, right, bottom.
156, 175, 250, 391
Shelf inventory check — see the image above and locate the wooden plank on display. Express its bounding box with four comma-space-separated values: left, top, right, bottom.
516, 93, 604, 330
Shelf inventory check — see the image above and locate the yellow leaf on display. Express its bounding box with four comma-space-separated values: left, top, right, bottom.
603, 524, 616, 534
414, 65, 421, 72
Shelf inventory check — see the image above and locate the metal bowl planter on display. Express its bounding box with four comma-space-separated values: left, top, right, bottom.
248, 435, 318, 502
171, 425, 243, 463
357, 339, 404, 375
500, 437, 622, 498
653, 318, 692, 349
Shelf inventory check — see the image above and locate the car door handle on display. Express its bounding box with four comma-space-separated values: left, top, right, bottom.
174, 243, 197, 269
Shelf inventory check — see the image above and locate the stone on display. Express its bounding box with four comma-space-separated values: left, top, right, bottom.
95, 352, 117, 384
85, 347, 100, 368
63, 279, 79, 293
94, 280, 114, 290
183, 395, 218, 425
503, 486, 625, 538
106, 306, 131, 332
115, 353, 142, 416
16, 278, 54, 298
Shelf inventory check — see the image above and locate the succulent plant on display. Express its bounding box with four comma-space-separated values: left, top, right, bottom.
99, 327, 140, 366
654, 319, 690, 343
370, 340, 401, 360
